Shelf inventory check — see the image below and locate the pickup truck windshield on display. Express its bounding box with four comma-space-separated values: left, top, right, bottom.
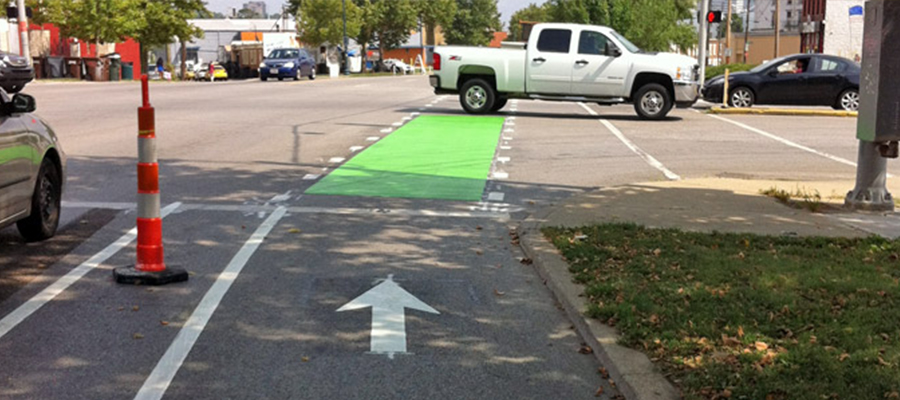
608, 30, 641, 53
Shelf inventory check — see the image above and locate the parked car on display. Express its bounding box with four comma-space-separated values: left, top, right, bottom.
0, 90, 66, 241
194, 64, 208, 81
212, 64, 228, 81
430, 23, 700, 120
259, 48, 316, 81
383, 59, 413, 74
0, 52, 34, 93
701, 54, 860, 111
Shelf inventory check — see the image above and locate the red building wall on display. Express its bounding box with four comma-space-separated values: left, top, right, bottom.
25, 23, 142, 80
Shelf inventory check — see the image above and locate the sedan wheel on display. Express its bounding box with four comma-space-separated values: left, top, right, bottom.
729, 87, 755, 108
16, 158, 61, 242
839, 89, 859, 112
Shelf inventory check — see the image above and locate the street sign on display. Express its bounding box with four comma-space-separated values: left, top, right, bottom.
337, 275, 439, 358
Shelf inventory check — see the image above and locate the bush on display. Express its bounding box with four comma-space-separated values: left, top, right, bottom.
705, 63, 755, 81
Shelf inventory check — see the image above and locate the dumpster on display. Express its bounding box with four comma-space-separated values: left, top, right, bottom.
122, 62, 134, 80
83, 57, 106, 81
32, 57, 44, 79
64, 57, 81, 79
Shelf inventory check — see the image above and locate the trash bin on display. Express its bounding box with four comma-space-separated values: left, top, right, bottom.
104, 53, 121, 81
32, 57, 44, 79
46, 56, 65, 78
83, 57, 104, 81
122, 62, 133, 80
64, 57, 82, 79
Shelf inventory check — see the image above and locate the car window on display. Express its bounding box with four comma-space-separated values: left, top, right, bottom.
817, 58, 846, 73
299, 50, 309, 59
578, 31, 611, 56
537, 29, 572, 53
774, 58, 810, 75
268, 49, 299, 59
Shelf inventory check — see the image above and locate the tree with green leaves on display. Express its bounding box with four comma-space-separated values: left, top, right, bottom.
415, 0, 456, 46
45, 0, 140, 47
717, 13, 744, 36
508, 3, 550, 41
130, 0, 209, 78
297, 0, 362, 47
445, 0, 501, 46
236, 7, 262, 19
356, 0, 417, 68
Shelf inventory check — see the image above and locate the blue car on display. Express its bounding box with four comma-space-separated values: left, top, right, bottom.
259, 48, 316, 81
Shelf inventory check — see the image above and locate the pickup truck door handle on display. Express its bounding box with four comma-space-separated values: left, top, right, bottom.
575, 60, 589, 65
533, 57, 546, 63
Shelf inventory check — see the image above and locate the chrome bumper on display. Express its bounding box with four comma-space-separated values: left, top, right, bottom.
674, 82, 700, 104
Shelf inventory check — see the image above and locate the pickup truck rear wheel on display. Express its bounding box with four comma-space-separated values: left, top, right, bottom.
633, 83, 673, 120
490, 97, 508, 112
460, 79, 496, 115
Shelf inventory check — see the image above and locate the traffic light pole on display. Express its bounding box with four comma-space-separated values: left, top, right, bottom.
698, 0, 710, 82
17, 0, 30, 65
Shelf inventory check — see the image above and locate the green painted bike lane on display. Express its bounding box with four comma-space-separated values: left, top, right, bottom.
306, 115, 505, 201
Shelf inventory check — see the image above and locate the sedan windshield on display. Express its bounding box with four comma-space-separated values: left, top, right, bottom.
608, 30, 641, 53
267, 49, 299, 59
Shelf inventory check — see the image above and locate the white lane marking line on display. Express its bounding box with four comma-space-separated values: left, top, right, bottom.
0, 202, 183, 340
497, 157, 510, 163
380, 128, 392, 133
321, 167, 329, 172
507, 117, 516, 121
62, 201, 134, 210
502, 136, 513, 141
392, 122, 403, 127
707, 114, 861, 169
500, 146, 512, 150
425, 104, 434, 107
302, 174, 320, 180
505, 122, 516, 127
133, 207, 287, 400
350, 146, 364, 152
492, 171, 509, 179
268, 191, 292, 204
578, 102, 681, 181
504, 128, 515, 133
487, 192, 506, 202
410, 112, 420, 116
402, 117, 412, 121
366, 136, 380, 141
329, 157, 345, 163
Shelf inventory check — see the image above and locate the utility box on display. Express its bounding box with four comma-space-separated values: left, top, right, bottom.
857, 0, 900, 142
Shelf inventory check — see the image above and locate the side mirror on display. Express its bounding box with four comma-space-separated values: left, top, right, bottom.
608, 45, 622, 57
9, 93, 35, 114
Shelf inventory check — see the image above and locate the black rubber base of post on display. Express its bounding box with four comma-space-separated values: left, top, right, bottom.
113, 266, 189, 285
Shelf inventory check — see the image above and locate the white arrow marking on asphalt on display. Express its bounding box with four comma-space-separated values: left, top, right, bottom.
337, 275, 438, 359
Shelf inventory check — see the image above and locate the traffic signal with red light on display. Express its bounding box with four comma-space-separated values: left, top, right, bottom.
707, 10, 722, 23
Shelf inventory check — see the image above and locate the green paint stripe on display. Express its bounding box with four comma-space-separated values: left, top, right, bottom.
306, 115, 505, 201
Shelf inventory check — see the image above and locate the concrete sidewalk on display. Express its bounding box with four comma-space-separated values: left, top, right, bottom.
517, 177, 900, 400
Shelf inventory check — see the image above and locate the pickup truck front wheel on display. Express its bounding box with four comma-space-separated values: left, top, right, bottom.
633, 83, 673, 120
460, 79, 496, 115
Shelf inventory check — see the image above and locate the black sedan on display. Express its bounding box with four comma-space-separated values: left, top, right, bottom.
0, 51, 33, 93
701, 54, 860, 111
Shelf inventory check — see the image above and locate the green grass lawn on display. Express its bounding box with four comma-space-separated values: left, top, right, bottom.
544, 224, 900, 400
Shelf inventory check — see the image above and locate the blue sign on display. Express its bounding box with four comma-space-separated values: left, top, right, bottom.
850, 5, 864, 16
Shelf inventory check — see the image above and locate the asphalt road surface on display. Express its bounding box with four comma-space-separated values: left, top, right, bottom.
0, 75, 872, 399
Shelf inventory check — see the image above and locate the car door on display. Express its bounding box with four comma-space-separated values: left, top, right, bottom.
806, 57, 846, 106
299, 50, 313, 75
526, 28, 575, 95
755, 58, 809, 105
0, 112, 33, 224
570, 29, 630, 97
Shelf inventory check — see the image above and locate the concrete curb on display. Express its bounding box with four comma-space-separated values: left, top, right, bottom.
707, 106, 857, 117
517, 212, 680, 400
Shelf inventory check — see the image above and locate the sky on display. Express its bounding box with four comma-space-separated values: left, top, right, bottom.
205, 0, 549, 28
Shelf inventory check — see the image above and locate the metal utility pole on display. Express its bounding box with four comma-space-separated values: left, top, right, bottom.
726, 0, 733, 64
698, 0, 710, 83
17, 0, 30, 65
744, 0, 751, 63
342, 0, 349, 75
774, 0, 781, 58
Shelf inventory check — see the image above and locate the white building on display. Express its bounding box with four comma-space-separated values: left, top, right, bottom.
752, 0, 803, 32
821, 0, 864, 61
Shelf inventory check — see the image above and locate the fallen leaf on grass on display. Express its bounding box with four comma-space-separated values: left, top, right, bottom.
839, 353, 850, 362
652, 248, 661, 256
878, 357, 892, 367
755, 341, 769, 351
737, 326, 744, 338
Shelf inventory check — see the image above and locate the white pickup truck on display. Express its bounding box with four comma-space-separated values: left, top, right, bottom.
429, 23, 700, 120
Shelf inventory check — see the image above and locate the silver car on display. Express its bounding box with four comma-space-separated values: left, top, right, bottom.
0, 90, 65, 241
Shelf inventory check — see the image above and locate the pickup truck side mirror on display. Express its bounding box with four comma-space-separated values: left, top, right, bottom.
607, 45, 622, 58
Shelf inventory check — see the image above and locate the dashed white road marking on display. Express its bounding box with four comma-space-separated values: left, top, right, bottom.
497, 157, 510, 163
425, 104, 434, 107
578, 102, 681, 181
507, 117, 516, 121
500, 146, 512, 150
392, 122, 403, 126
133, 207, 288, 400
492, 171, 509, 179
380, 128, 392, 133
505, 122, 516, 127
504, 128, 515, 133
402, 117, 412, 121
487, 192, 506, 202
0, 202, 183, 340
329, 157, 346, 163
502, 136, 513, 141
350, 146, 364, 152
410, 112, 420, 116
707, 113, 860, 169
366, 136, 380, 141
302, 174, 320, 180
